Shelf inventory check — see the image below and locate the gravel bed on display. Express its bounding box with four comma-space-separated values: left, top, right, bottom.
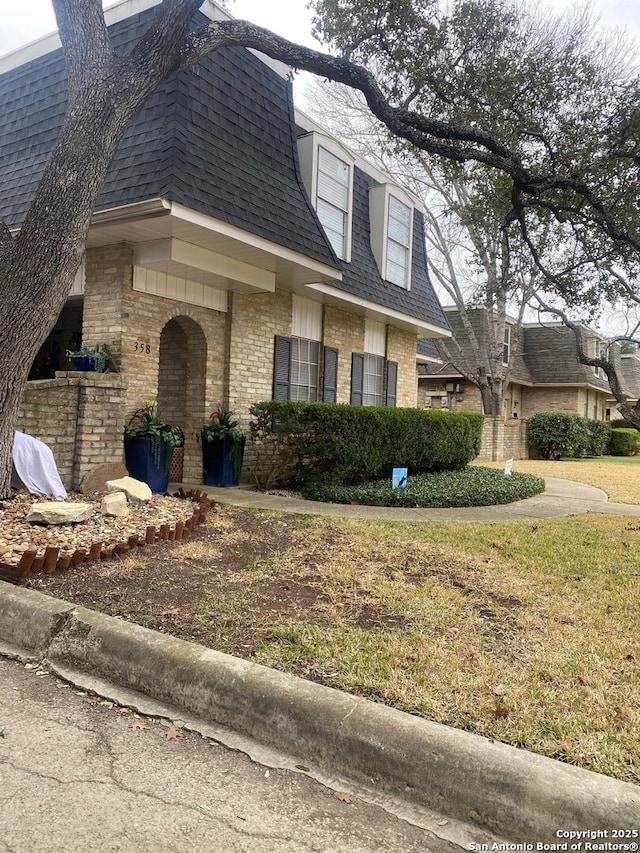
0, 491, 198, 565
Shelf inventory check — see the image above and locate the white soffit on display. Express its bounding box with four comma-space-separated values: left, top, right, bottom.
87, 200, 342, 289
305, 282, 452, 338
133, 238, 275, 294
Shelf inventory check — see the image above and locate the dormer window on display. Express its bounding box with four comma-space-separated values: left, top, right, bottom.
297, 132, 355, 262
386, 196, 412, 287
503, 325, 511, 365
593, 339, 604, 379
369, 184, 414, 289
317, 147, 350, 259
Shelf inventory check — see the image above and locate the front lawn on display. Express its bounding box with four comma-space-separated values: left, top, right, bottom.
31, 506, 640, 785
479, 456, 640, 504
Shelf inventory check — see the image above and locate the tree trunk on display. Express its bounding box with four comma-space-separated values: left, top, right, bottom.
0, 2, 199, 498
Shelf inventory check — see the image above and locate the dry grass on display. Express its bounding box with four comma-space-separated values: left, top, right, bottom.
476, 456, 640, 504
244, 513, 640, 783
34, 498, 640, 784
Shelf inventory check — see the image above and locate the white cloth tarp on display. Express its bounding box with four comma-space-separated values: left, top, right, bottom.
11, 431, 68, 501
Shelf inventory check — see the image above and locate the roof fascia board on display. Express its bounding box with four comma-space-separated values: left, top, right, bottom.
86, 199, 342, 279
133, 237, 275, 291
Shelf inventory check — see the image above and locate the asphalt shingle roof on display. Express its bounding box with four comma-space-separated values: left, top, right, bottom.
420, 310, 614, 391
0, 8, 336, 269
322, 166, 449, 328
1, 6, 449, 332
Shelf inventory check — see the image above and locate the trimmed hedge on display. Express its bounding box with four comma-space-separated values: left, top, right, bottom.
528, 411, 609, 459
301, 466, 545, 507
609, 428, 640, 456
586, 419, 610, 457
248, 401, 483, 489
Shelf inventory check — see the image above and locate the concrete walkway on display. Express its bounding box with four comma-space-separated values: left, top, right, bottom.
193, 476, 640, 522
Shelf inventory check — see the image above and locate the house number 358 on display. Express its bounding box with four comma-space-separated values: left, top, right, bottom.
134, 342, 152, 354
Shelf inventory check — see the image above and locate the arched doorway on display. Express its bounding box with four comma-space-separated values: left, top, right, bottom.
157, 316, 207, 484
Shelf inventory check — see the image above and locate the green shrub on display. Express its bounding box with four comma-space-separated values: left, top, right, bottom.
528, 412, 597, 459
248, 401, 484, 489
585, 419, 610, 457
301, 466, 545, 507
609, 428, 640, 456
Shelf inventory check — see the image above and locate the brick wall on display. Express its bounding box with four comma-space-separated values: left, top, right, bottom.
521, 387, 580, 419
323, 305, 364, 403
386, 326, 418, 407
226, 289, 292, 426
84, 245, 227, 483
477, 416, 528, 461
17, 372, 127, 489
24, 243, 443, 487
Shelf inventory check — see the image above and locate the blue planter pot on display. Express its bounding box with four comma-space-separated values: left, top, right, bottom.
124, 437, 174, 494
71, 356, 108, 372
202, 436, 245, 486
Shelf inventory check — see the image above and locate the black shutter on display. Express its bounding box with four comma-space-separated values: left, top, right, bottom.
322, 346, 339, 403
273, 336, 292, 401
350, 353, 364, 405
385, 360, 398, 407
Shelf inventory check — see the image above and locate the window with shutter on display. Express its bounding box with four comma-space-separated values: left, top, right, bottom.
273, 336, 292, 401
274, 336, 339, 403
323, 346, 339, 403
385, 361, 398, 407
350, 353, 364, 405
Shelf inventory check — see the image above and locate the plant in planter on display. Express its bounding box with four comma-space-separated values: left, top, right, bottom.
197, 406, 246, 487
124, 405, 184, 493
66, 343, 113, 373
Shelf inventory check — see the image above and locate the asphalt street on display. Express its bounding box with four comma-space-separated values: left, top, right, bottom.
0, 656, 464, 853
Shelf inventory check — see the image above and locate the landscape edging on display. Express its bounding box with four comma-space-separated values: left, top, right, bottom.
0, 581, 637, 840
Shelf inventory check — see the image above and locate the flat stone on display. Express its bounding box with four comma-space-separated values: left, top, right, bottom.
27, 502, 94, 525
106, 476, 152, 506
80, 463, 128, 495
100, 492, 130, 518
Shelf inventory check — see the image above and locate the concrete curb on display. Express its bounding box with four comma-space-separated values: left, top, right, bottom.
1, 581, 638, 840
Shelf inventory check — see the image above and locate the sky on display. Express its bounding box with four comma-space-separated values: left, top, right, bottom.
1, 0, 638, 59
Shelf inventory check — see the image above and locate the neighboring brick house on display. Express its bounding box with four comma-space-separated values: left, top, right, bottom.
2, 0, 450, 487
418, 309, 623, 458
608, 351, 640, 421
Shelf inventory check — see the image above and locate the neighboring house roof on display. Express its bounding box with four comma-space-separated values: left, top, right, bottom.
616, 353, 640, 400
417, 338, 441, 361
419, 307, 529, 381
0, 6, 337, 271
519, 324, 609, 390
420, 310, 613, 392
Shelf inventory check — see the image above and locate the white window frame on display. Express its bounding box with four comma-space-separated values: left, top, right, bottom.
316, 146, 351, 260
297, 132, 355, 262
593, 339, 605, 379
363, 353, 385, 406
385, 195, 412, 288
503, 325, 511, 365
369, 184, 415, 290
290, 337, 320, 402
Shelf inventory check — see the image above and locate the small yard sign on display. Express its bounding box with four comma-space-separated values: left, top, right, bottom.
392, 468, 408, 489
504, 458, 513, 476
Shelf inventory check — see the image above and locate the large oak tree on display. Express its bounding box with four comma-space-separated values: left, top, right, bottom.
1, 0, 638, 497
